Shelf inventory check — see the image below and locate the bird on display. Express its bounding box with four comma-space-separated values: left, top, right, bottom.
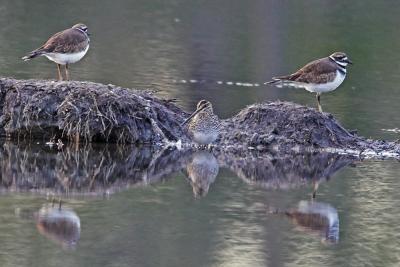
22, 23, 90, 81
35, 204, 81, 249
181, 100, 221, 146
266, 52, 352, 112
281, 201, 339, 243
186, 151, 219, 198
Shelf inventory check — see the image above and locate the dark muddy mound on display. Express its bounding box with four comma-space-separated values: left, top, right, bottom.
219, 102, 400, 156
220, 102, 359, 151
0, 78, 399, 157
0, 78, 188, 143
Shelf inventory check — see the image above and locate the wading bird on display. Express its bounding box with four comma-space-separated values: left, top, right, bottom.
266, 52, 352, 112
181, 100, 220, 146
22, 23, 90, 81
186, 151, 219, 198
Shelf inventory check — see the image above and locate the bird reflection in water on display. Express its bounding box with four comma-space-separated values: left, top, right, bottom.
186, 151, 219, 198
274, 201, 339, 243
35, 203, 81, 249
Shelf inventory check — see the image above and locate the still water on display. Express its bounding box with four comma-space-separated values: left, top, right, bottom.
0, 0, 400, 266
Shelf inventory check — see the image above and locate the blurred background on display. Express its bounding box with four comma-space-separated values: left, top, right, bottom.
1, 0, 400, 139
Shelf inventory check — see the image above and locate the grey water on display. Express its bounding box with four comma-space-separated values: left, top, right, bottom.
0, 0, 400, 266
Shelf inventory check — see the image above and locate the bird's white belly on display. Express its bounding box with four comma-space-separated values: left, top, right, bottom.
305, 71, 346, 93
193, 132, 219, 145
45, 45, 89, 65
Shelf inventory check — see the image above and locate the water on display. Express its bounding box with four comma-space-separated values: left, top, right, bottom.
0, 0, 400, 266
1, 143, 400, 267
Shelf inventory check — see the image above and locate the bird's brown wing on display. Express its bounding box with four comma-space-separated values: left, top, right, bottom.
272, 57, 338, 84
37, 28, 89, 54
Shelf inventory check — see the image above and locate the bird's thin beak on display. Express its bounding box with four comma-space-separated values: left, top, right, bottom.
87, 32, 92, 36
345, 58, 353, 64
181, 106, 206, 126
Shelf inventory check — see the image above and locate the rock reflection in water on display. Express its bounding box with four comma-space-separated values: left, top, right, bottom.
218, 152, 354, 192
0, 142, 189, 195
35, 205, 81, 249
186, 151, 219, 198
283, 201, 339, 243
0, 141, 354, 197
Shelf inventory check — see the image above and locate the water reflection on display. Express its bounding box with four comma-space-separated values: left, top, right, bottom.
35, 204, 81, 249
0, 142, 189, 195
0, 142, 354, 196
185, 151, 219, 198
218, 153, 354, 193
281, 201, 339, 244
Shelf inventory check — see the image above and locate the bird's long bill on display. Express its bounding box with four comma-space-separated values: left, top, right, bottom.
345, 58, 353, 64
181, 106, 206, 126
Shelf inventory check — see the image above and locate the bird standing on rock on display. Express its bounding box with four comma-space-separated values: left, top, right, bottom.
22, 23, 90, 81
181, 100, 220, 146
266, 52, 352, 112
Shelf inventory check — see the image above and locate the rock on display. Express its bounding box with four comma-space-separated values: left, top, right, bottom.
0, 78, 399, 157
0, 78, 188, 144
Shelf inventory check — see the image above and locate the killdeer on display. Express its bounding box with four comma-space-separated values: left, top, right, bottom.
266, 52, 352, 112
22, 23, 90, 81
283, 201, 339, 243
36, 204, 81, 249
181, 100, 220, 146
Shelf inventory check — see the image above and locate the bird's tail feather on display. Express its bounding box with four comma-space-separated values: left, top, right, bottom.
265, 77, 303, 89
264, 79, 281, 85
21, 50, 45, 61
264, 74, 294, 85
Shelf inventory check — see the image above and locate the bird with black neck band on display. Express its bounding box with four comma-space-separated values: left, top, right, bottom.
22, 23, 90, 81
266, 52, 353, 112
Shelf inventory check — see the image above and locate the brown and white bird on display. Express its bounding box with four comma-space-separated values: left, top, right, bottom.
35, 204, 81, 249
181, 100, 220, 146
281, 201, 339, 243
266, 52, 352, 112
22, 23, 90, 81
186, 151, 219, 198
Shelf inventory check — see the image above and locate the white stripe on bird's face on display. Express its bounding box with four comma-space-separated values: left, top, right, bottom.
329, 55, 348, 68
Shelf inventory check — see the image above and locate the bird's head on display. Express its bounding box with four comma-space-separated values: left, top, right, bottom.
181, 100, 213, 126
329, 52, 352, 67
72, 23, 90, 36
